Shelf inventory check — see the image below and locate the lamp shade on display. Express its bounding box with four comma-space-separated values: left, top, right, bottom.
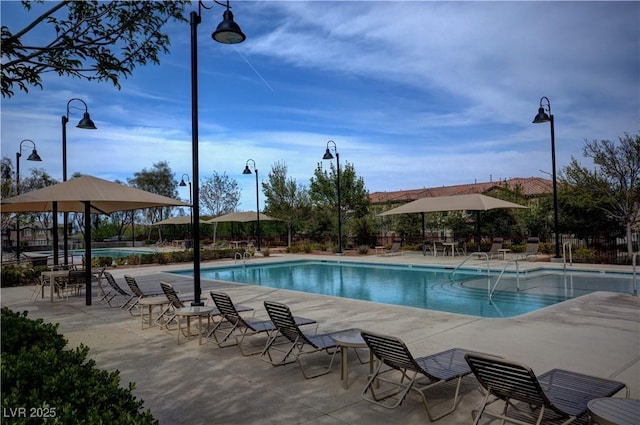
242, 165, 252, 175
322, 148, 334, 160
212, 10, 246, 44
532, 107, 550, 124
77, 112, 97, 129
27, 149, 42, 162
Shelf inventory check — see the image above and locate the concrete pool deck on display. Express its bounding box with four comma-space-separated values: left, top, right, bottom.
2, 252, 639, 424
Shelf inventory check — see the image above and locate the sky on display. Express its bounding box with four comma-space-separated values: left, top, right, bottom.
2, 1, 639, 212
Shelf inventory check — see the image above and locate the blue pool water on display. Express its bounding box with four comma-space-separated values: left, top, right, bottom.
172, 260, 633, 318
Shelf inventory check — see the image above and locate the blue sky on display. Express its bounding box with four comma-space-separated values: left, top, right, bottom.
2, 1, 639, 212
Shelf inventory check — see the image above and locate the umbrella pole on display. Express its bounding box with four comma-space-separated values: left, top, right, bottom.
84, 202, 92, 306
476, 211, 481, 252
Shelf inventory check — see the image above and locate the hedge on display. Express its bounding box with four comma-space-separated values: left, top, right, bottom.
1, 308, 157, 424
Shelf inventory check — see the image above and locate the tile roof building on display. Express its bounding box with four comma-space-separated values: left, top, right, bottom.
369, 177, 552, 205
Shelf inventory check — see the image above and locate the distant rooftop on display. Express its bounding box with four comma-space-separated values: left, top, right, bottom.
369, 177, 552, 204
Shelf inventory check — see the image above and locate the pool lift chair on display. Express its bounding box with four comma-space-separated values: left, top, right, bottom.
360, 330, 476, 422
261, 300, 362, 379
464, 352, 628, 425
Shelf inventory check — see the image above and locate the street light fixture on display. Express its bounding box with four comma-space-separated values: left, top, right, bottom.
242, 159, 261, 251
190, 0, 245, 306
179, 174, 193, 243
532, 96, 561, 259
62, 98, 97, 265
322, 140, 342, 254
15, 139, 42, 261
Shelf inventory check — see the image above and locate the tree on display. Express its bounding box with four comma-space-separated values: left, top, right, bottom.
261, 161, 310, 247
309, 161, 370, 248
20, 168, 59, 245
128, 161, 178, 238
563, 132, 640, 257
2, 0, 188, 97
200, 171, 241, 243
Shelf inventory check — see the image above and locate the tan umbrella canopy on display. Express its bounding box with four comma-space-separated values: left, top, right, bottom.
152, 215, 194, 225
1, 175, 188, 305
378, 194, 528, 251
378, 194, 527, 216
1, 175, 188, 213
204, 211, 280, 223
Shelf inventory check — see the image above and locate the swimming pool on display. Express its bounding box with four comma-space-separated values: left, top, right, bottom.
37, 248, 152, 259
172, 260, 633, 318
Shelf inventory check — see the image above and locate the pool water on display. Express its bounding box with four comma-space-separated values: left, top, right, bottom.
37, 248, 151, 259
173, 260, 633, 318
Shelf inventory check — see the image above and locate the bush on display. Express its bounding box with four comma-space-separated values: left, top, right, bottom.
1, 308, 157, 424
357, 245, 370, 255
261, 248, 271, 257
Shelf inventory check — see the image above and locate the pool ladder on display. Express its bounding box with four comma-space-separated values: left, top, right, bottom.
450, 253, 522, 303
234, 251, 252, 264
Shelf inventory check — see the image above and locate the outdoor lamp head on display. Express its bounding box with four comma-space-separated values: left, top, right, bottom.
323, 148, 334, 160
212, 9, 246, 44
179, 179, 187, 187
532, 107, 550, 124
242, 165, 252, 175
77, 112, 97, 129
27, 149, 42, 162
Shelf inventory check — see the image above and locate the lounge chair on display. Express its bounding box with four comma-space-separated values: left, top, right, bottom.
518, 237, 540, 260
209, 291, 315, 356
261, 300, 360, 378
475, 237, 504, 259
360, 330, 475, 421
464, 352, 628, 425
158, 282, 194, 328
124, 275, 165, 311
102, 272, 135, 309
382, 238, 403, 256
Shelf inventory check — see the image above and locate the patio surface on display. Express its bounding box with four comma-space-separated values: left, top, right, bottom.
2, 252, 639, 424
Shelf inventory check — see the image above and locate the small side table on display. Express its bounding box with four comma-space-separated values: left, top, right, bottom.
375, 246, 385, 255
138, 297, 170, 329
176, 306, 215, 345
587, 398, 640, 425
332, 329, 373, 389
498, 248, 511, 260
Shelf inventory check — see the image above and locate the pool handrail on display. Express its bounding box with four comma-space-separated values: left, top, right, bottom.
489, 260, 521, 303
562, 241, 573, 269
450, 253, 491, 297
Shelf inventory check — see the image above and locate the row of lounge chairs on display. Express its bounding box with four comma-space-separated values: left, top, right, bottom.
92, 273, 628, 424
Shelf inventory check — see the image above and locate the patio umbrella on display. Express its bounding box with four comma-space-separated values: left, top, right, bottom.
151, 216, 194, 225
378, 194, 528, 250
203, 211, 280, 223
1, 175, 188, 305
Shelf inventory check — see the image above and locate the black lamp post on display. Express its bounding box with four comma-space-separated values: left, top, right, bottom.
533, 96, 561, 259
62, 98, 97, 265
322, 140, 342, 254
15, 139, 43, 261
190, 0, 245, 306
242, 159, 261, 251
179, 174, 193, 243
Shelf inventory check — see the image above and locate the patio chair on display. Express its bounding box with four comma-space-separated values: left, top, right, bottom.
66, 270, 86, 297
124, 275, 165, 311
158, 282, 193, 328
360, 330, 475, 421
518, 237, 540, 260
464, 352, 628, 425
261, 300, 361, 379
433, 240, 447, 256
485, 237, 504, 259
455, 240, 467, 256
382, 238, 403, 256
103, 271, 135, 309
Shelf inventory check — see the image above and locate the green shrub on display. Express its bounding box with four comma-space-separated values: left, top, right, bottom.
1, 308, 157, 424
139, 253, 157, 265
357, 245, 369, 255
261, 248, 271, 257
